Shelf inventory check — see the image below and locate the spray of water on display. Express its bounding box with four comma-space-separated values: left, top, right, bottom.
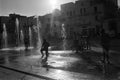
16, 18, 20, 47
29, 27, 32, 47
2, 24, 7, 48
34, 16, 42, 49
62, 24, 66, 38
20, 30, 24, 46
61, 24, 67, 50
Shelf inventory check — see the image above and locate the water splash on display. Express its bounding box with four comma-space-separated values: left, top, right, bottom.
61, 24, 67, 50
16, 18, 20, 47
29, 27, 32, 47
2, 24, 7, 48
61, 24, 66, 38
20, 30, 24, 46
34, 16, 42, 49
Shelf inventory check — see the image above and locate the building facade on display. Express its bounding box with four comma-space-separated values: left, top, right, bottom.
41, 9, 62, 40
0, 13, 29, 47
61, 0, 118, 38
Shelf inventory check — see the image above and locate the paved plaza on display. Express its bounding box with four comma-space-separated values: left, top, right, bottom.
0, 47, 120, 80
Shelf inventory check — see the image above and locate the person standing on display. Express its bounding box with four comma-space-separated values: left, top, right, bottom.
101, 29, 110, 64
100, 29, 111, 75
86, 35, 91, 50
40, 39, 50, 60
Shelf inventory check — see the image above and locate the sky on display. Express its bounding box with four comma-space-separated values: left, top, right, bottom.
0, 0, 76, 16
0, 0, 120, 17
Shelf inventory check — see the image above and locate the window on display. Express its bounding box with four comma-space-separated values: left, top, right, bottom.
47, 18, 50, 22
67, 12, 69, 16
81, 2, 84, 6
83, 8, 86, 14
94, 6, 97, 13
54, 24, 56, 28
73, 10, 75, 16
70, 11, 72, 16
80, 8, 82, 15
90, 1, 93, 5
79, 9, 81, 15
95, 16, 99, 21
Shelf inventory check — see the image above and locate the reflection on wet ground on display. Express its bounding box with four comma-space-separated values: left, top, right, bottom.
0, 49, 118, 80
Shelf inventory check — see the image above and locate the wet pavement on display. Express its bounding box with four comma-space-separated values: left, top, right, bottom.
0, 48, 120, 80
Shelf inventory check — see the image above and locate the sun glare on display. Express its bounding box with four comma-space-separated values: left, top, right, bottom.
49, 0, 57, 10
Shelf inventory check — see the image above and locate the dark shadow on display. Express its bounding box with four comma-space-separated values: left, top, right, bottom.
41, 57, 49, 71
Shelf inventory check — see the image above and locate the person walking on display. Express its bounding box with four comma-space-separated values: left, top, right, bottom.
100, 29, 111, 75
101, 29, 110, 64
40, 39, 50, 61
86, 35, 91, 50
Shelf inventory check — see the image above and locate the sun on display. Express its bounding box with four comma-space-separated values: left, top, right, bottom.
49, 0, 57, 10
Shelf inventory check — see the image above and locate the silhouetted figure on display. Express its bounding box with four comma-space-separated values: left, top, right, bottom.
40, 39, 50, 60
73, 39, 82, 53
86, 35, 91, 50
101, 29, 110, 64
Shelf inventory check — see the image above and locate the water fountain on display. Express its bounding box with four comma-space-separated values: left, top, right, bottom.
20, 30, 24, 46
35, 16, 42, 49
29, 27, 32, 47
1, 16, 42, 51
2, 24, 8, 48
15, 18, 25, 50
61, 24, 67, 50
16, 18, 20, 47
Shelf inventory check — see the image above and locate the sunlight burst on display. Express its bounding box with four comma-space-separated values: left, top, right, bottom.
49, 0, 57, 10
